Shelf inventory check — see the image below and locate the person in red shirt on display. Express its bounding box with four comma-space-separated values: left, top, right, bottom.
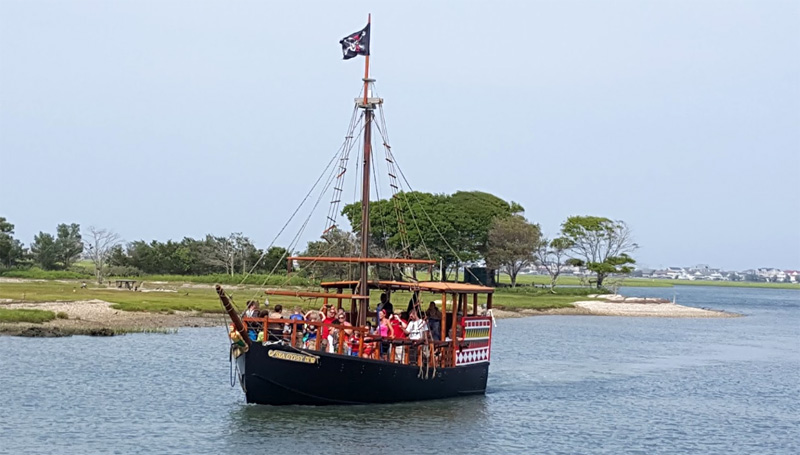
321, 307, 337, 353
389, 311, 408, 363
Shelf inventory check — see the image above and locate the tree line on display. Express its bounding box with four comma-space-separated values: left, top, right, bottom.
0, 218, 290, 283
1, 190, 639, 289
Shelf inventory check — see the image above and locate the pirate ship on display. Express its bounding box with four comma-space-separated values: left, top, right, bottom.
217, 16, 496, 405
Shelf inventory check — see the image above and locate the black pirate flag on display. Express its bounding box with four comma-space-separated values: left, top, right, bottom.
339, 23, 370, 60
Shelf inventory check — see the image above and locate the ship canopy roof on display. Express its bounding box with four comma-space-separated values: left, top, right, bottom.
320, 280, 494, 294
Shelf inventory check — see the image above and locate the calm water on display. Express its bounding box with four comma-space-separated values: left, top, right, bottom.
1, 286, 798, 455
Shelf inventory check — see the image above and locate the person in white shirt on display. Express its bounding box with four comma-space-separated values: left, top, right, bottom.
399, 310, 428, 364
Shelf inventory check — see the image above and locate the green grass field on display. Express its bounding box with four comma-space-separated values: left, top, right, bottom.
0, 279, 593, 315
0, 308, 58, 323
2, 271, 795, 320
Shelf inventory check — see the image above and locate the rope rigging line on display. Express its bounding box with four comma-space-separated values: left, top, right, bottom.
268, 113, 375, 290
239, 86, 367, 289
240, 128, 365, 301
374, 132, 433, 263
239, 109, 371, 297
324, 105, 362, 234
388, 150, 486, 286
374, 114, 413, 260
238, 128, 353, 284
369, 135, 401, 280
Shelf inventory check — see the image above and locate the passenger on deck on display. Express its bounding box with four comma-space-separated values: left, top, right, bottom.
402, 309, 428, 340
389, 312, 407, 362
426, 302, 442, 341
376, 309, 395, 360
377, 293, 394, 323
445, 310, 465, 340
268, 304, 284, 341
243, 301, 261, 341
321, 307, 337, 353
244, 300, 259, 318
303, 311, 319, 349
400, 309, 429, 365
289, 306, 304, 348
252, 308, 269, 342
334, 310, 353, 354
361, 321, 376, 358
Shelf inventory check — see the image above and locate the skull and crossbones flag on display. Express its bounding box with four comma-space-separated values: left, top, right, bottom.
339, 23, 370, 60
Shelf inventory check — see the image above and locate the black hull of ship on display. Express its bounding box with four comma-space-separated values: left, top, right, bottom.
239, 343, 489, 406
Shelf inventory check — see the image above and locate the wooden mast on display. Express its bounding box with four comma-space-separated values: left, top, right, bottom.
357, 13, 372, 326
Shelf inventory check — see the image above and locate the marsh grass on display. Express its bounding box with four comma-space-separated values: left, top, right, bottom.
0, 280, 588, 314
0, 268, 92, 280
6, 274, 791, 317
0, 308, 57, 323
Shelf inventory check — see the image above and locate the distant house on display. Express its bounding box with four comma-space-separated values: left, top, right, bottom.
756, 268, 785, 282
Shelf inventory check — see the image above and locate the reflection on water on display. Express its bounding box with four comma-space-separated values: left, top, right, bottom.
227, 396, 490, 454
0, 286, 797, 455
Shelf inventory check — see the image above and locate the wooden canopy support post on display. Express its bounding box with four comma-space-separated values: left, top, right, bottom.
473, 293, 478, 316
441, 291, 447, 342
450, 293, 458, 365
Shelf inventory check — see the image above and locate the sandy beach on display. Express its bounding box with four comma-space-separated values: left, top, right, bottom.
0, 299, 223, 336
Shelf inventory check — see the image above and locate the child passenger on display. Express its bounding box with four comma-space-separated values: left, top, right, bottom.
303, 311, 319, 349
289, 306, 305, 348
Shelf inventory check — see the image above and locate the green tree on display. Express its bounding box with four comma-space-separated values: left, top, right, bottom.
55, 223, 83, 269
31, 232, 58, 270
342, 190, 521, 281
202, 233, 258, 276
0, 217, 25, 268
257, 246, 290, 274
485, 215, 541, 287
560, 216, 638, 289
300, 228, 359, 280
107, 245, 129, 267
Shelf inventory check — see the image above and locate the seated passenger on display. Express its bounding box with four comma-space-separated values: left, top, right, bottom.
360, 321, 376, 358
289, 306, 305, 347
267, 304, 284, 341
443, 311, 466, 341
303, 311, 320, 349
426, 302, 442, 341
243, 300, 260, 320
336, 310, 353, 355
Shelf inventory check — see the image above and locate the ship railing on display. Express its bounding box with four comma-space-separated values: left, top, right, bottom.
241, 316, 468, 367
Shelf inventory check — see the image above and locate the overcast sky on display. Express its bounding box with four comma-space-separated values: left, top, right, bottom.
1, 1, 798, 271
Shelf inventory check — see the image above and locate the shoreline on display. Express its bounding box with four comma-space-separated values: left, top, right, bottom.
0, 295, 738, 337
